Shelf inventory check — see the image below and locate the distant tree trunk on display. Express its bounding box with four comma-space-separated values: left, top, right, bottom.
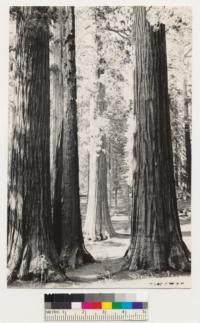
114, 188, 118, 209
108, 140, 112, 208
184, 80, 191, 194
84, 131, 114, 243
84, 121, 115, 241
126, 184, 130, 215
55, 7, 94, 269
112, 159, 120, 209
170, 97, 180, 189
174, 140, 179, 188
7, 7, 64, 283
125, 7, 190, 271
87, 151, 90, 203
109, 180, 112, 208
84, 10, 115, 240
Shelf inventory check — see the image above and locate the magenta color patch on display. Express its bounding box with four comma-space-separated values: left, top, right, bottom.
82, 302, 93, 309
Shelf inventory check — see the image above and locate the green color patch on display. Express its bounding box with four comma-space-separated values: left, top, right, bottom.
112, 302, 123, 309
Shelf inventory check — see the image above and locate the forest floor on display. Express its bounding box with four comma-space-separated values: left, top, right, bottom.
10, 197, 191, 289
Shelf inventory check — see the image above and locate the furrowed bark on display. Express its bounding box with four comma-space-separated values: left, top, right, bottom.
84, 9, 115, 241
7, 7, 65, 284
50, 7, 64, 255
84, 125, 115, 241
57, 7, 94, 270
125, 7, 190, 272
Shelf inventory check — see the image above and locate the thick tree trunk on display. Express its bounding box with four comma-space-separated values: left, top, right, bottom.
50, 8, 64, 253
84, 11, 115, 240
57, 7, 94, 270
125, 7, 190, 271
7, 7, 64, 284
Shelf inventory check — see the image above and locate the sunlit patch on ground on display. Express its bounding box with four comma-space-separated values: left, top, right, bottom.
10, 198, 191, 288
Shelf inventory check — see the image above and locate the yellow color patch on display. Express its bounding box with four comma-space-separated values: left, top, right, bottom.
102, 302, 112, 310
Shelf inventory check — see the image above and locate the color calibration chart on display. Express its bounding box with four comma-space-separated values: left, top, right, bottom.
44, 293, 148, 321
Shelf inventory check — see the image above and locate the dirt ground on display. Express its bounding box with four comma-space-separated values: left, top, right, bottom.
84, 197, 191, 264
10, 197, 191, 288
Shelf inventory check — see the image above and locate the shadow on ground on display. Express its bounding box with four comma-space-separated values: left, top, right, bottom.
9, 197, 191, 288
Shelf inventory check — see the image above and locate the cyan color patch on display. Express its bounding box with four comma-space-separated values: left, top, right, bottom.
122, 302, 133, 309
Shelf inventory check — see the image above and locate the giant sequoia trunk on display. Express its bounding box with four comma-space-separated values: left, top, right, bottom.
84, 11, 115, 240
7, 7, 64, 283
50, 8, 64, 255
125, 7, 190, 271
52, 7, 94, 270
84, 123, 115, 241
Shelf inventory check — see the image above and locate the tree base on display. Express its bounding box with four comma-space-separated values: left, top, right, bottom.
84, 229, 115, 242
124, 236, 191, 272
60, 244, 95, 271
168, 235, 191, 272
8, 265, 66, 285
7, 246, 66, 285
